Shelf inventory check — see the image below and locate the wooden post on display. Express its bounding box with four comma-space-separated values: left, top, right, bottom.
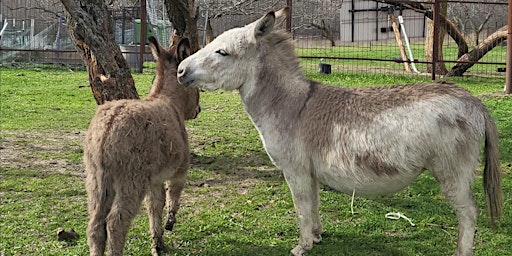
506, 0, 512, 94
389, 13, 410, 72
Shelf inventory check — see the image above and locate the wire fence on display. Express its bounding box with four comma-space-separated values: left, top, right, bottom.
0, 0, 508, 79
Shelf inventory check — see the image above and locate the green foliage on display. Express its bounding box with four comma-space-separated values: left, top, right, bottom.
1, 65, 511, 255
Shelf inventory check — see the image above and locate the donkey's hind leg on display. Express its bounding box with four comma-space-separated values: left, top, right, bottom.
85, 174, 113, 256
106, 182, 146, 256
146, 183, 166, 256
283, 167, 322, 256
440, 178, 477, 256
165, 169, 186, 231
431, 164, 478, 256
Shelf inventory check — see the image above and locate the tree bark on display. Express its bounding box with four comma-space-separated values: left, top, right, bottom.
447, 26, 507, 77
164, 0, 200, 52
205, 19, 214, 45
60, 0, 139, 105
425, 0, 448, 75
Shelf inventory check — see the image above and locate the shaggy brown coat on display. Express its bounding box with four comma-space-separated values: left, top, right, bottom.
83, 36, 200, 256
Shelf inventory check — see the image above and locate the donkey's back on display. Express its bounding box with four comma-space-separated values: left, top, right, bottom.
300, 82, 491, 195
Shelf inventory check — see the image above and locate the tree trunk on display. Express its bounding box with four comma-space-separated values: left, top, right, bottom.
60, 0, 139, 105
447, 26, 507, 77
381, 0, 468, 59
205, 19, 214, 44
425, 0, 448, 75
437, 14, 468, 58
164, 0, 200, 52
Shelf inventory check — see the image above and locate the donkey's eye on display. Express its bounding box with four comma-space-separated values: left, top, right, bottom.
215, 49, 229, 56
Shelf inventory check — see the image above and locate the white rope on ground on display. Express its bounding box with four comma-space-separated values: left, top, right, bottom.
350, 189, 357, 214
385, 212, 415, 227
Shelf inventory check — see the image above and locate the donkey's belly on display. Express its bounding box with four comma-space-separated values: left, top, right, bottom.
315, 167, 423, 196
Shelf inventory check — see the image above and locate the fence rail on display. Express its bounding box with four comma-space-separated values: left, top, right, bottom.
0, 0, 507, 79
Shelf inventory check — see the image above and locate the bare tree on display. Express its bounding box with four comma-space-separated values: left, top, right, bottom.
60, 0, 138, 105
424, 0, 448, 75
293, 0, 342, 45
447, 25, 507, 77
379, 0, 506, 77
164, 0, 200, 51
199, 0, 281, 43
449, 1, 506, 46
1, 0, 63, 20
307, 20, 336, 46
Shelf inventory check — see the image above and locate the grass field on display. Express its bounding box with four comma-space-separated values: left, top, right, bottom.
1, 64, 511, 256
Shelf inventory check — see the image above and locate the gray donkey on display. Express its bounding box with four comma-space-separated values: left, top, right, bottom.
84, 36, 200, 256
176, 8, 502, 256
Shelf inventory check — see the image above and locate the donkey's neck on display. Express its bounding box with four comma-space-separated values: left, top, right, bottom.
239, 31, 311, 131
148, 69, 178, 95
146, 73, 185, 109
239, 66, 310, 126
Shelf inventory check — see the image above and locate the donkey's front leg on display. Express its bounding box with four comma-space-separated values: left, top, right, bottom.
283, 168, 322, 256
165, 169, 186, 231
146, 183, 166, 256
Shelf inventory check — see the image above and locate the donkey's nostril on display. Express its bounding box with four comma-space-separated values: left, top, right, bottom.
177, 68, 185, 76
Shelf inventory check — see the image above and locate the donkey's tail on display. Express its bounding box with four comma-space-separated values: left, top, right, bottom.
483, 114, 503, 227
85, 160, 115, 231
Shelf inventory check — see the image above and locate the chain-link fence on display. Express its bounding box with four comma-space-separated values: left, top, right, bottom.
0, 0, 172, 67
0, 0, 508, 78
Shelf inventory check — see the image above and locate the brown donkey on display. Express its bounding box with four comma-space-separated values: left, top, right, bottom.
84, 36, 200, 256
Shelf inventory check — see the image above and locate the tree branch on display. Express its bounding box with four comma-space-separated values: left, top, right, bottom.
447, 25, 507, 77
377, 0, 468, 58
60, 0, 138, 104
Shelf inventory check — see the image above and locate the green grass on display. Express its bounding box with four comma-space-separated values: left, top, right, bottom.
1, 64, 511, 256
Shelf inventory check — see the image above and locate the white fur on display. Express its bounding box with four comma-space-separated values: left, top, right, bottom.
177, 9, 501, 256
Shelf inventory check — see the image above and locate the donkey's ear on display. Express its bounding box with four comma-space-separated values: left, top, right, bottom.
254, 11, 275, 39
176, 38, 191, 62
274, 7, 289, 29
148, 36, 162, 60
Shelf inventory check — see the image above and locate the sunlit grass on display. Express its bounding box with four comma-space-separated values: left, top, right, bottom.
1, 64, 510, 255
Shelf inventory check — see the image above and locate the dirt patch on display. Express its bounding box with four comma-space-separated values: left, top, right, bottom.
0, 130, 86, 177
477, 92, 512, 100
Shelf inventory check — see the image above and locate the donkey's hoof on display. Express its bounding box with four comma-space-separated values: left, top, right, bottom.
164, 216, 176, 231
164, 221, 175, 231
165, 214, 176, 231
151, 243, 169, 256
290, 245, 307, 256
313, 234, 322, 243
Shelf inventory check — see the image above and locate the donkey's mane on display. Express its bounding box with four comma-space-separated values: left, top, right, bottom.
148, 45, 179, 98
262, 30, 302, 77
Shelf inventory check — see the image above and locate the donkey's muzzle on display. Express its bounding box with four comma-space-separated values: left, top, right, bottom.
193, 105, 201, 119
177, 67, 193, 86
